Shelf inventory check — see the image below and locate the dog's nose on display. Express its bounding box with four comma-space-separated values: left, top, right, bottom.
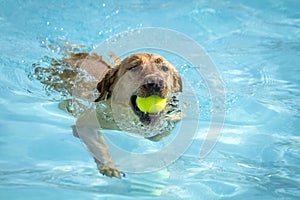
145, 76, 165, 89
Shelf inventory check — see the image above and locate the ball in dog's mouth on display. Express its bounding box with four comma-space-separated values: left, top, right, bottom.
136, 95, 166, 113
130, 95, 166, 125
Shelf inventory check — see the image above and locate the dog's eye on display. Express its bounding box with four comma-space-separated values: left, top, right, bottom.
161, 65, 169, 72
128, 60, 142, 71
129, 64, 140, 71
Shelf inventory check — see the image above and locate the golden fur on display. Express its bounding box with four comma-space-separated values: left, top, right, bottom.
33, 52, 183, 178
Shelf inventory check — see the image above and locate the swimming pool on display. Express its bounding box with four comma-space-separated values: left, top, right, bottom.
0, 0, 299, 199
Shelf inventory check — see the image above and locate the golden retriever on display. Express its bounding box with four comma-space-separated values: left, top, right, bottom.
32, 51, 183, 178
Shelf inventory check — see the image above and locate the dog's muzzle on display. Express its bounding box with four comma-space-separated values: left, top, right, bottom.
130, 76, 168, 125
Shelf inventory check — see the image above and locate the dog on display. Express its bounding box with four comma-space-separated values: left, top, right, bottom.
32, 51, 183, 178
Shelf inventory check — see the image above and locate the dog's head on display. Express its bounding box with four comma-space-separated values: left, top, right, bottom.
95, 53, 182, 125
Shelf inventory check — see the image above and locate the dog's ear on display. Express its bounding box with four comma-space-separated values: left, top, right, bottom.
172, 71, 182, 93
95, 66, 119, 102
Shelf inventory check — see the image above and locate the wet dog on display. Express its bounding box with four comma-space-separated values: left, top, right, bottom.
32, 51, 183, 178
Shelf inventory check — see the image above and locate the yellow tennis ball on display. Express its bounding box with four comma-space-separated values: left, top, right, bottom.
136, 95, 167, 114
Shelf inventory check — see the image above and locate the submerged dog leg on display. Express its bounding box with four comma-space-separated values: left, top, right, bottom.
75, 112, 124, 178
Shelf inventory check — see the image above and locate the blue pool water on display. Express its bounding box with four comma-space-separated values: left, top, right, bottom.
0, 0, 300, 199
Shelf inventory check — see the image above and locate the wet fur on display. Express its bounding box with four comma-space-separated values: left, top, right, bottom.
33, 52, 182, 178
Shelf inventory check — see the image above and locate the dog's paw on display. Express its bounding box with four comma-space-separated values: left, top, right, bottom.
99, 166, 125, 178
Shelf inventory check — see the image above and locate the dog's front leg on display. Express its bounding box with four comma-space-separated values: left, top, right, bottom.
74, 114, 124, 178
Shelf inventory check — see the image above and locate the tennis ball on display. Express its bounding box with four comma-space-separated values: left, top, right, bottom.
136, 95, 167, 114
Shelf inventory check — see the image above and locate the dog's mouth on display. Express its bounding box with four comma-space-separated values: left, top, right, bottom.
130, 95, 164, 125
